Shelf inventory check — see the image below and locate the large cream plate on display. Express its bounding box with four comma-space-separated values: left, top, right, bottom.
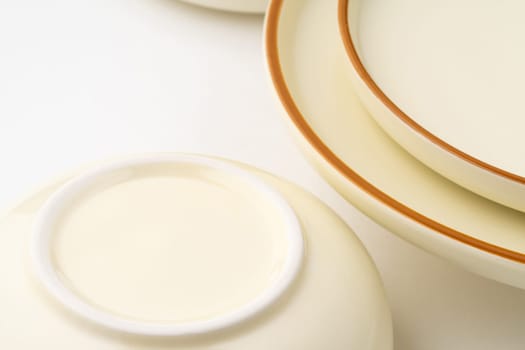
265, 0, 525, 288
0, 155, 392, 350
338, 0, 525, 212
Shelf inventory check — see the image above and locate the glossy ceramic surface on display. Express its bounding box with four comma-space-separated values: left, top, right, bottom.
180, 0, 267, 13
0, 155, 392, 349
338, 0, 525, 212
265, 0, 525, 289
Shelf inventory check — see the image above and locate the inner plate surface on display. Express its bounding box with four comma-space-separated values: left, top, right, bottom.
352, 0, 525, 177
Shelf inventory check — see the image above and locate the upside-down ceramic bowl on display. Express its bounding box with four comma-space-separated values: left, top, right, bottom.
0, 154, 392, 350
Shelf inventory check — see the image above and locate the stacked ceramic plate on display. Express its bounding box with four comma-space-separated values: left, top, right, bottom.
265, 0, 525, 289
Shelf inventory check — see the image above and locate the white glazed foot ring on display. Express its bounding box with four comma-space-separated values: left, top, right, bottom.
31, 154, 304, 337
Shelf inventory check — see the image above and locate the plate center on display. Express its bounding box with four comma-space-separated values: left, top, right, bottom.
356, 0, 525, 175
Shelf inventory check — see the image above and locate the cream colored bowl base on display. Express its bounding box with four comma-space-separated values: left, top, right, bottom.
0, 155, 392, 349
266, 0, 525, 289
31, 155, 304, 336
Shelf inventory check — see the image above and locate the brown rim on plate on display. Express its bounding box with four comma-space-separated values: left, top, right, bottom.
265, 0, 525, 263
337, 0, 525, 185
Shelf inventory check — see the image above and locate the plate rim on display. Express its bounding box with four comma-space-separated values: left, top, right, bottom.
337, 0, 525, 185
264, 0, 525, 263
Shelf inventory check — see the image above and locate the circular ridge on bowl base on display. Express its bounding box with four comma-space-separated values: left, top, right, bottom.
31, 154, 304, 336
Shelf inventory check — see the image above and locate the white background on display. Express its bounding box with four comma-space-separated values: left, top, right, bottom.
1, 1, 525, 349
